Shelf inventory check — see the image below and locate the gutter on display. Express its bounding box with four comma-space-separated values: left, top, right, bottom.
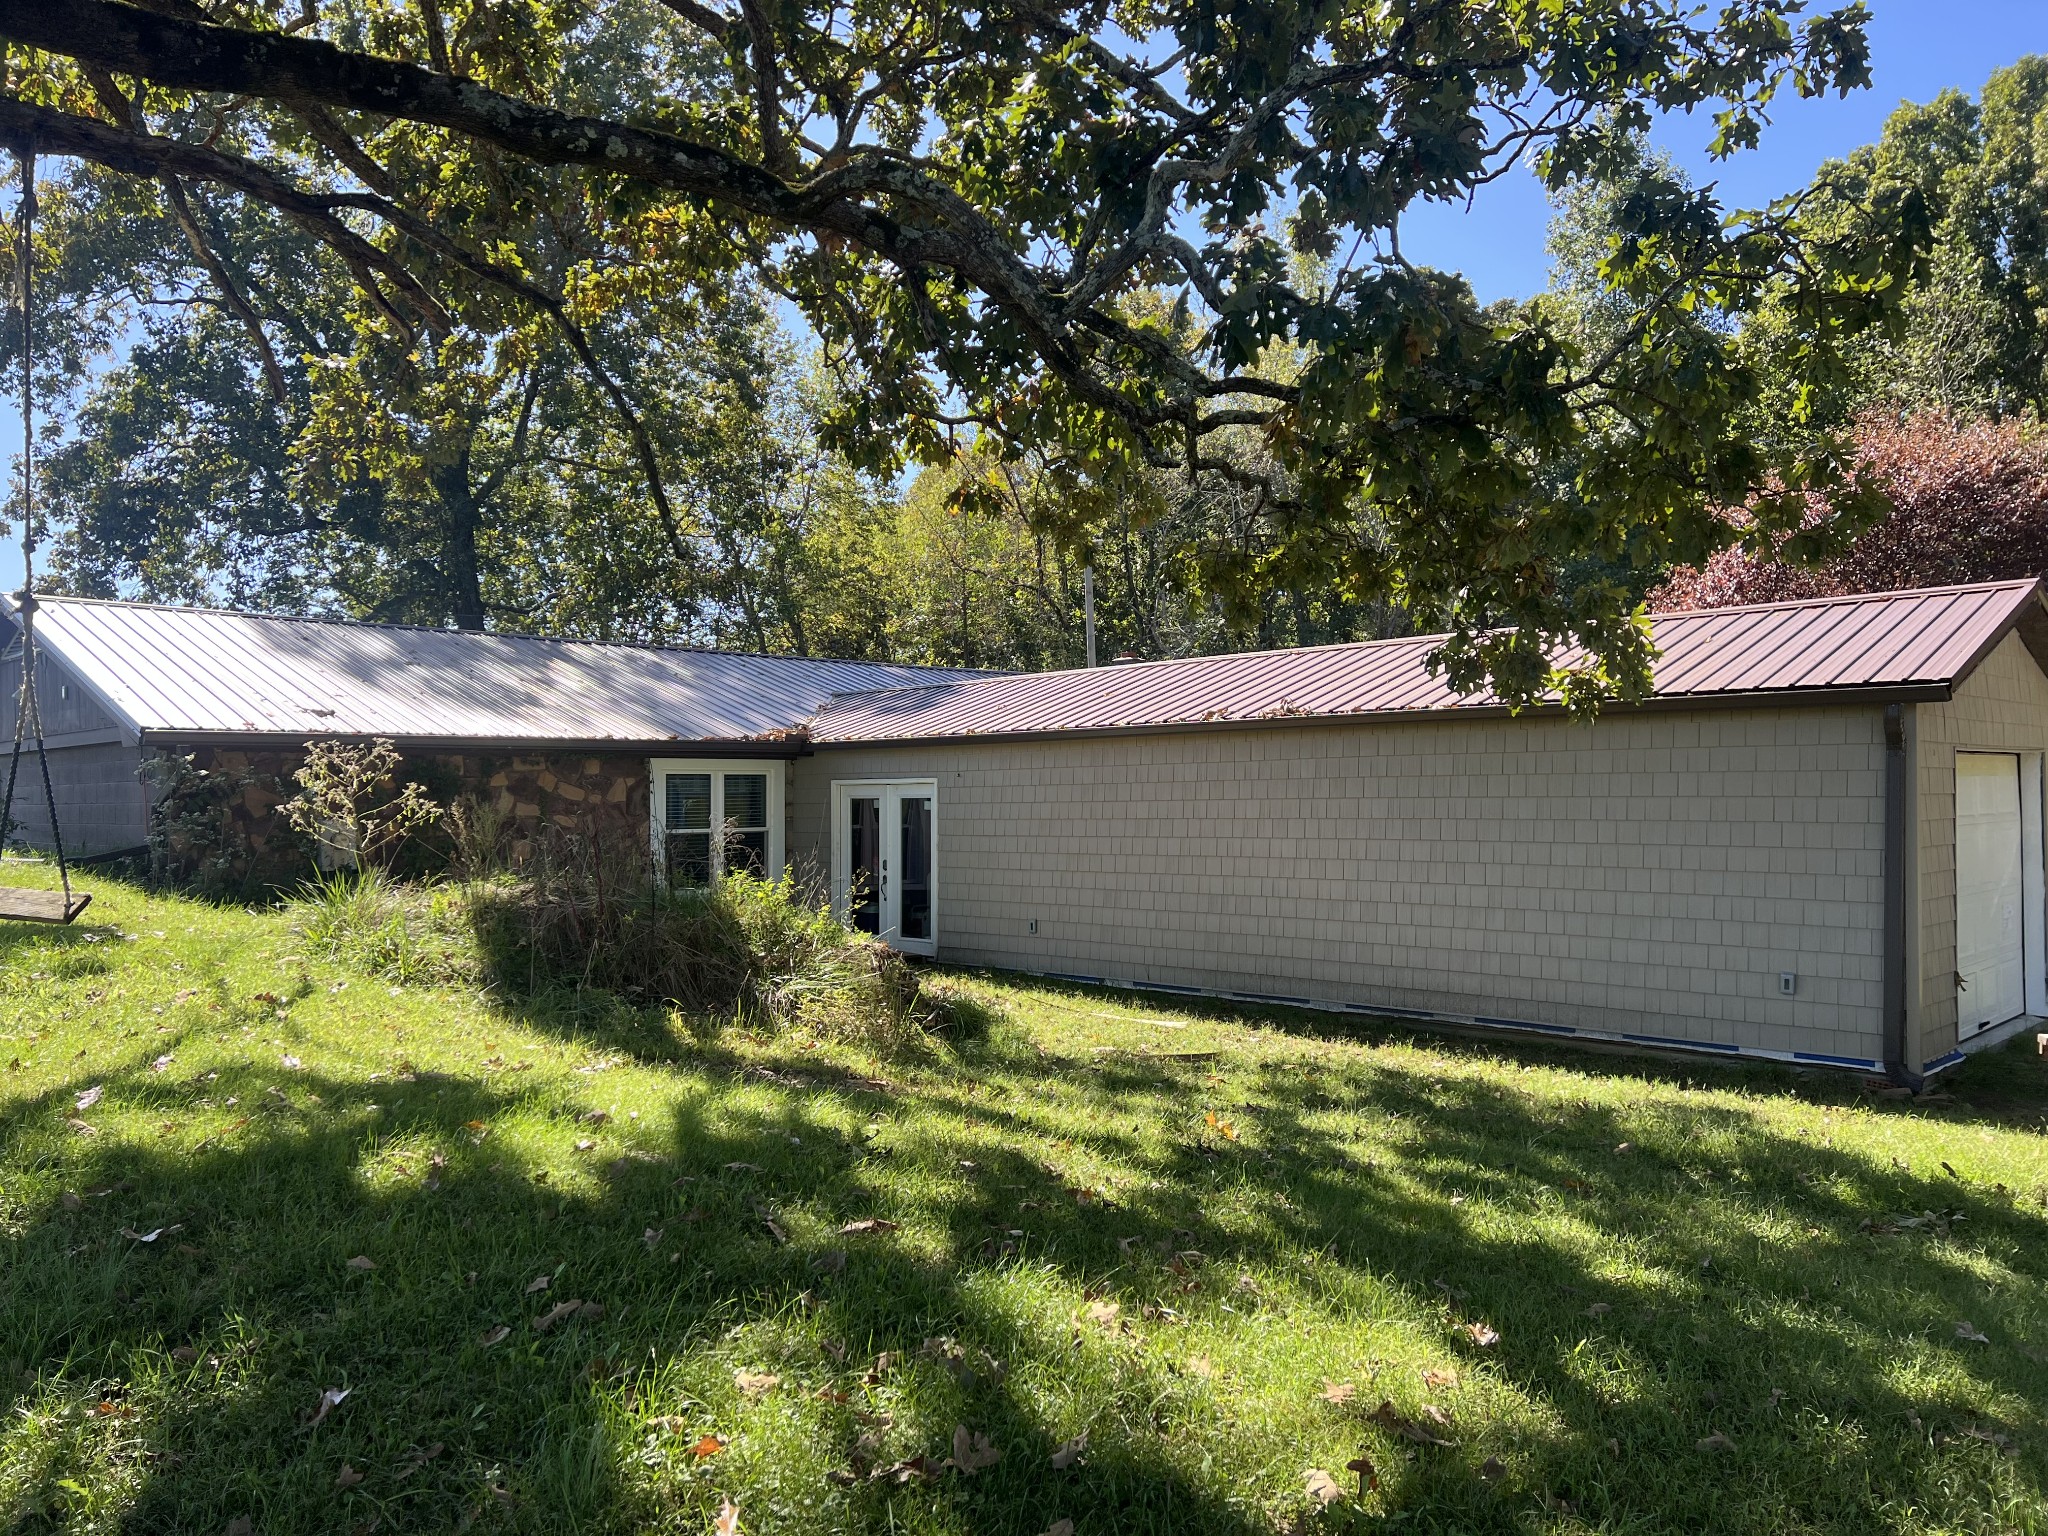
135, 730, 811, 759
809, 681, 1958, 752
1881, 702, 1922, 1091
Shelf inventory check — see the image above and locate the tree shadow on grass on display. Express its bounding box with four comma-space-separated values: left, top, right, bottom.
2, 999, 2044, 1534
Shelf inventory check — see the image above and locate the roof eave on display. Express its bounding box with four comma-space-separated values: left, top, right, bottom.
809, 680, 1958, 750
136, 729, 814, 758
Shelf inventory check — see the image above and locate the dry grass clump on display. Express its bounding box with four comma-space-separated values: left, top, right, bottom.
293, 823, 941, 1047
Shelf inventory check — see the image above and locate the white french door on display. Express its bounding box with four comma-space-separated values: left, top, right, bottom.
832, 779, 937, 956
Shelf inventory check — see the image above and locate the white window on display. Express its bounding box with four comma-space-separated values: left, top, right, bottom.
648, 759, 785, 887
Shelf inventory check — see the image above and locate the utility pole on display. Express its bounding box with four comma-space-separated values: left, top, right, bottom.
1083, 565, 1097, 667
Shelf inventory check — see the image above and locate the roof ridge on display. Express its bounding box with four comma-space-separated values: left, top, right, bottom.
6, 592, 979, 675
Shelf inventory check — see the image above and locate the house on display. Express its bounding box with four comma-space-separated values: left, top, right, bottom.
5, 579, 2045, 1084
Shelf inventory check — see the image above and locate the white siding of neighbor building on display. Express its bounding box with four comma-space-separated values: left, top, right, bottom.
790, 703, 1890, 1063
0, 644, 148, 857
1, 741, 149, 856
1909, 630, 2048, 1064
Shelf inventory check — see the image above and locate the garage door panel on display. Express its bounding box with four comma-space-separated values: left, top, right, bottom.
1957, 752, 2025, 1033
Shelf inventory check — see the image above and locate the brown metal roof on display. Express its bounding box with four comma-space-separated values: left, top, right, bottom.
809, 579, 2045, 744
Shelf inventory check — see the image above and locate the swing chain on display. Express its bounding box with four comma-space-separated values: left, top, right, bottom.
2, 143, 73, 906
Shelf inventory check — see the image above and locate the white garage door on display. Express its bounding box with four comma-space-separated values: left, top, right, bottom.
1956, 752, 2025, 1033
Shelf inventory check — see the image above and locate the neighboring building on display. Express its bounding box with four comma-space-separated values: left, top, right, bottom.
4, 580, 2045, 1083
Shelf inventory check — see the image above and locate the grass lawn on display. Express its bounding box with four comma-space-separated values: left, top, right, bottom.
2, 870, 2046, 1535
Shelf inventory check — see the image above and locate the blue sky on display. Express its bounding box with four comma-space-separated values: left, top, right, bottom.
2, 1, 2045, 596
1401, 0, 2048, 303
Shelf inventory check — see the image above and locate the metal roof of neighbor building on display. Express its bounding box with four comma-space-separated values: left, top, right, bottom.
4, 596, 981, 746
809, 579, 2048, 744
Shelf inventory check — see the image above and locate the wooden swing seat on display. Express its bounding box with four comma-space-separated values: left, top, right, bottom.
0, 886, 91, 923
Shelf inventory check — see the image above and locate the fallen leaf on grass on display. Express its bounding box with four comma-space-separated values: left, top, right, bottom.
66, 1118, 97, 1136
1049, 1431, 1088, 1469
838, 1218, 900, 1236
533, 1298, 586, 1332
1039, 1523, 1075, 1536
308, 1387, 352, 1427
1420, 1405, 1454, 1429
1082, 1300, 1120, 1326
1955, 1322, 1990, 1344
1305, 1468, 1346, 1505
393, 1444, 444, 1481
122, 1225, 183, 1243
734, 1371, 780, 1397
873, 1454, 942, 1484
760, 1216, 789, 1244
1186, 1355, 1213, 1378
1696, 1432, 1735, 1452
1346, 1454, 1380, 1494
1421, 1368, 1458, 1389
347, 1255, 377, 1272
1478, 1455, 1505, 1482
690, 1434, 726, 1458
170, 1346, 199, 1364
1368, 1401, 1455, 1447
1318, 1381, 1357, 1405
1584, 1302, 1611, 1318
76, 1085, 103, 1111
1463, 1322, 1500, 1348
524, 1274, 552, 1294
336, 1464, 364, 1489
479, 1326, 510, 1347
281, 1055, 303, 1070
226, 1520, 251, 1536
59, 1191, 81, 1212
714, 1497, 740, 1536
947, 1425, 1000, 1474
151, 1054, 174, 1073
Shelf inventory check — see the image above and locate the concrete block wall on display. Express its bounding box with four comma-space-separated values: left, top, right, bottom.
789, 703, 1891, 1062
1910, 630, 2048, 1064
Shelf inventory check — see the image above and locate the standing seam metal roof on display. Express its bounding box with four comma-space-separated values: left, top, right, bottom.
807, 580, 2046, 743
5, 596, 986, 743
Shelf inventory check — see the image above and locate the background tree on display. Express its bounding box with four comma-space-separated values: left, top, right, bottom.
1652, 412, 2048, 611
0, 0, 1932, 707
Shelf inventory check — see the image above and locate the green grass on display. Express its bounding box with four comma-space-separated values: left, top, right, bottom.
2, 866, 2045, 1535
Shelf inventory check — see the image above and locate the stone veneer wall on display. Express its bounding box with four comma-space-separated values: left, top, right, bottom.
156, 744, 649, 886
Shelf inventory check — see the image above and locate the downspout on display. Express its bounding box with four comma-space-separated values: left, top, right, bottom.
1882, 703, 1922, 1091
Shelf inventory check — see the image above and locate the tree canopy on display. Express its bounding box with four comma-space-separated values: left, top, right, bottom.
0, 0, 1938, 703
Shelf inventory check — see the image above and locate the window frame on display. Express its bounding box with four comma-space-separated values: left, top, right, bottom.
647, 758, 786, 888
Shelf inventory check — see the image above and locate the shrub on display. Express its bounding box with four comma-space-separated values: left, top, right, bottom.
290, 823, 939, 1048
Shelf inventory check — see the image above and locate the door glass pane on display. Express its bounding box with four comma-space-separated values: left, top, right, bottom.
665, 773, 711, 831
848, 796, 881, 934
898, 794, 932, 941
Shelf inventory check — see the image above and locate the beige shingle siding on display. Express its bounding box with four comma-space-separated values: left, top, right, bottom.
1910, 629, 2048, 1065
790, 703, 1890, 1062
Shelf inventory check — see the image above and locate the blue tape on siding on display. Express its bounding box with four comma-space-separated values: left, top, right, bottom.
1793, 1051, 1884, 1070
1476, 1016, 1577, 1036
1623, 1033, 1740, 1053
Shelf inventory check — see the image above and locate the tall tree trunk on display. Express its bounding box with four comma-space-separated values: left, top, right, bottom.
429, 449, 487, 631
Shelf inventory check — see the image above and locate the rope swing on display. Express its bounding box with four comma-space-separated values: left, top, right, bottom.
0, 145, 89, 924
